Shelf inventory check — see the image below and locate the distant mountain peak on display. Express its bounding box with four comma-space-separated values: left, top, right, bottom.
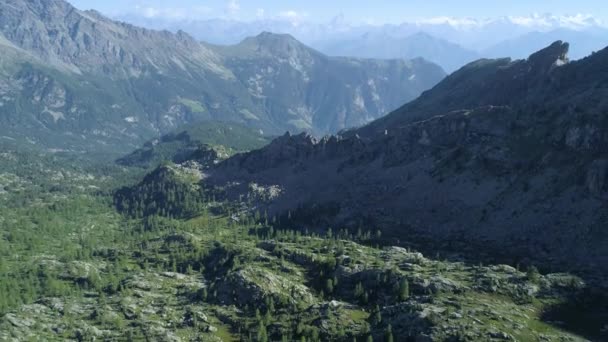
256, 31, 296, 40
235, 31, 315, 58
249, 31, 302, 47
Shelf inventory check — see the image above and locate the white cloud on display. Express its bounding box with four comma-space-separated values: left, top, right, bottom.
507, 13, 605, 30
133, 5, 212, 21
256, 8, 265, 19
278, 10, 308, 26
226, 0, 240, 16
414, 14, 605, 30
415, 16, 488, 27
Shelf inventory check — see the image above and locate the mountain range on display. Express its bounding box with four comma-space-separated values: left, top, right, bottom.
112, 13, 608, 73
314, 32, 480, 73
0, 0, 444, 153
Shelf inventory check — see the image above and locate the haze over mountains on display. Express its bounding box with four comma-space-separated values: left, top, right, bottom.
115, 12, 608, 73
0, 0, 444, 153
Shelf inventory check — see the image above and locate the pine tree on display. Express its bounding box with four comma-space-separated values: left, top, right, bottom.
354, 282, 364, 298
326, 278, 334, 294
374, 305, 382, 324
398, 278, 410, 301
257, 321, 268, 342
385, 324, 394, 342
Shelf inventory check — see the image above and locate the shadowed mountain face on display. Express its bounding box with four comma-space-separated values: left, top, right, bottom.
0, 0, 445, 153
206, 41, 608, 274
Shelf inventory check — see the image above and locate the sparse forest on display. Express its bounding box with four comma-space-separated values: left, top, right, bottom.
1, 148, 605, 341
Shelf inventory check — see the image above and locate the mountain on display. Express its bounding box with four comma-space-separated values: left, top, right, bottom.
202, 41, 608, 275
484, 28, 608, 60
0, 0, 445, 154
315, 32, 480, 73
109, 13, 608, 72
210, 32, 445, 133
112, 13, 607, 50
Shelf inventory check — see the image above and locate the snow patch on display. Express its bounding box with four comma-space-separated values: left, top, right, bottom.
248, 74, 265, 98
367, 79, 380, 102
554, 58, 567, 67
171, 56, 187, 71
163, 114, 176, 127
240, 109, 260, 120
42, 107, 65, 123
354, 87, 365, 111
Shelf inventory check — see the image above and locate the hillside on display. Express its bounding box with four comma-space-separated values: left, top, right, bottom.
0, 0, 445, 153
0, 142, 595, 341
201, 41, 608, 278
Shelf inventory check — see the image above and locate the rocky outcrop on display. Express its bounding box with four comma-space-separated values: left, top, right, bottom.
215, 265, 316, 307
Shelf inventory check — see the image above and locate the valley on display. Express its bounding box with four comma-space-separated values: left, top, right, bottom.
0, 148, 603, 341
1, 0, 608, 341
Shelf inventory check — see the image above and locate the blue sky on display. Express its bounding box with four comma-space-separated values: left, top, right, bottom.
70, 0, 608, 23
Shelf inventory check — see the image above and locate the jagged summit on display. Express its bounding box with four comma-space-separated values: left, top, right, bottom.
527, 40, 570, 71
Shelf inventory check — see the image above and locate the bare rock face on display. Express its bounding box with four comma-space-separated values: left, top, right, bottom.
0, 0, 225, 76
207, 41, 608, 274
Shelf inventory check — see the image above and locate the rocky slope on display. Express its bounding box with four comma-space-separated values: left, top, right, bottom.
204, 41, 608, 275
0, 0, 445, 153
